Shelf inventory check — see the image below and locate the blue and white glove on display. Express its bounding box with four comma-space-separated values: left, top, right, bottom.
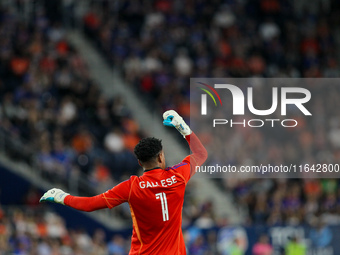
163, 110, 192, 138
39, 188, 69, 205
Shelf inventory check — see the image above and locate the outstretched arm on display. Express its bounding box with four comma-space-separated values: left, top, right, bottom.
40, 179, 130, 211
63, 194, 107, 212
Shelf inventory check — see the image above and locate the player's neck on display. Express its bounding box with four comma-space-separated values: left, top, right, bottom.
143, 163, 162, 171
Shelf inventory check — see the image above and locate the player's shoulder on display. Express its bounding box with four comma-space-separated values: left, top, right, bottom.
164, 163, 190, 183
167, 161, 189, 171
129, 174, 147, 184
129, 175, 139, 182
118, 175, 138, 187
164, 162, 190, 177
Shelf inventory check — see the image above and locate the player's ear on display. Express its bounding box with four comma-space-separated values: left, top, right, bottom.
157, 153, 162, 163
138, 160, 143, 167
158, 151, 164, 163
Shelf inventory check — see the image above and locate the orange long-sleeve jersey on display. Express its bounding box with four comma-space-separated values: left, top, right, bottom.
64, 132, 207, 254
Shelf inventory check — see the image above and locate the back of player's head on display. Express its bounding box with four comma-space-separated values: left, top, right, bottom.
134, 137, 163, 163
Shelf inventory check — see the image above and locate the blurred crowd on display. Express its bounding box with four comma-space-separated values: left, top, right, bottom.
0, 204, 132, 255
83, 0, 340, 118
0, 194, 223, 255
1, 199, 329, 255
0, 5, 142, 196
82, 0, 340, 228
231, 177, 340, 226
1, 0, 340, 254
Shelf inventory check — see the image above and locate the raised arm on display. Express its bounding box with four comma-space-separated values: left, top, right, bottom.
163, 110, 208, 177
185, 132, 208, 170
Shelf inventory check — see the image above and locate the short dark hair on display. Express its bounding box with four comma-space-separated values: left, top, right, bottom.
134, 137, 163, 163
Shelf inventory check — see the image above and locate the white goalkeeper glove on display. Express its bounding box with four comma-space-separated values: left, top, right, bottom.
163, 110, 192, 138
39, 188, 69, 205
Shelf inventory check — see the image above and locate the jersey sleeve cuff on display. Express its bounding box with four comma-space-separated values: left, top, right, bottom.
63, 195, 72, 206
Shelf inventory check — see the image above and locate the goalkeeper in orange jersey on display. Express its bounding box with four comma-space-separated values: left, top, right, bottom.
40, 110, 208, 255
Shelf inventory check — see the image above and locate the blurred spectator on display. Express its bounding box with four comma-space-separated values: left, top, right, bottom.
24, 187, 41, 207
229, 238, 244, 255
108, 235, 125, 255
309, 220, 333, 248
104, 128, 125, 153
189, 234, 208, 255
72, 128, 94, 154
252, 234, 273, 255
284, 236, 306, 255
90, 159, 115, 193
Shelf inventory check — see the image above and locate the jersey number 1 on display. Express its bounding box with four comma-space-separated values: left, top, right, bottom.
155, 192, 169, 221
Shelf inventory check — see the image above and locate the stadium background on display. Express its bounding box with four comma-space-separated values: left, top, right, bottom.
0, 0, 340, 254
